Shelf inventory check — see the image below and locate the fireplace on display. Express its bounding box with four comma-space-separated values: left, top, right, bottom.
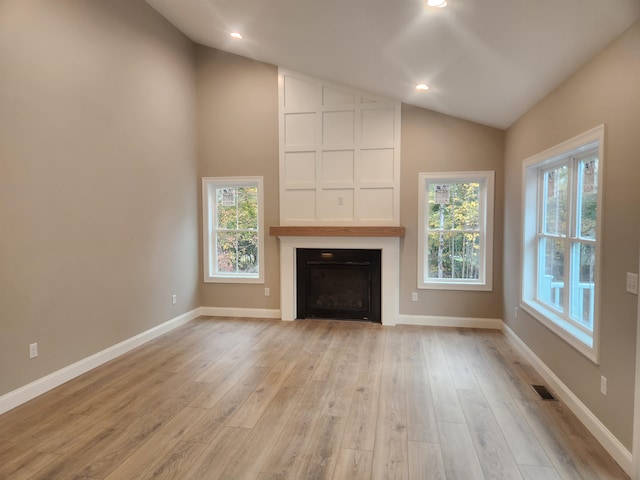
296, 248, 381, 322
273, 232, 402, 326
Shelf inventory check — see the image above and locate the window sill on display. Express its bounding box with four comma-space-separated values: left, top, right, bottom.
520, 300, 598, 364
419, 282, 492, 292
205, 275, 263, 284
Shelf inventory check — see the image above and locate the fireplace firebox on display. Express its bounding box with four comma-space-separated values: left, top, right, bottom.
296, 248, 381, 323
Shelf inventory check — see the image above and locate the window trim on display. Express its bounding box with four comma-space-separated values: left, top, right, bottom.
417, 170, 494, 291
202, 176, 265, 284
520, 125, 604, 363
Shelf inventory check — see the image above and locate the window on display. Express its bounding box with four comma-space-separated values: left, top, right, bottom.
202, 177, 264, 283
521, 125, 604, 362
418, 171, 494, 291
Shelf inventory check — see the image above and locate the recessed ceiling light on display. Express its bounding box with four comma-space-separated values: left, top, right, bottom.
230, 32, 243, 39
427, 0, 447, 7
416, 84, 430, 91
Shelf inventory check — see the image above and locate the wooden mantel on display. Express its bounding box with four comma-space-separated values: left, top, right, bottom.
269, 226, 405, 237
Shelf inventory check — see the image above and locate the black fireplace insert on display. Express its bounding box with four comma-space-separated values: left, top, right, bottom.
296, 248, 381, 323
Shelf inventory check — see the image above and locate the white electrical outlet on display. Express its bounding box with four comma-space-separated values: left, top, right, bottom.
29, 343, 38, 359
172, 294, 177, 305
412, 292, 418, 302
626, 273, 638, 295
600, 375, 607, 396
265, 287, 270, 297
514, 306, 519, 318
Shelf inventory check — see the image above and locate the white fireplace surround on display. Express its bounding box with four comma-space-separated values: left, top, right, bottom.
277, 235, 400, 325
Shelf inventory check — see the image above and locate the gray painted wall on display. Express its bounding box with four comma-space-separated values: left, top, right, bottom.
196, 47, 281, 310
0, 1, 199, 396
503, 22, 640, 448
400, 104, 504, 318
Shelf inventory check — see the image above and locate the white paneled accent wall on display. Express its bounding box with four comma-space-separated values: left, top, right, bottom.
278, 69, 401, 225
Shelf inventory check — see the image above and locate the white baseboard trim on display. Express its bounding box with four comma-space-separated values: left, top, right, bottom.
199, 306, 281, 319
397, 314, 503, 330
0, 307, 201, 416
502, 324, 632, 476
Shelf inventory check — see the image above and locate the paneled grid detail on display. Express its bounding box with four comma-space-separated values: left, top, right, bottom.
279, 69, 401, 225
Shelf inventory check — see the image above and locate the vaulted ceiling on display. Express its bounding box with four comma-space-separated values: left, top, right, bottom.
147, 0, 640, 129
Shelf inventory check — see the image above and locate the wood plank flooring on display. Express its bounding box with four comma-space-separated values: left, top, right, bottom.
0, 317, 629, 480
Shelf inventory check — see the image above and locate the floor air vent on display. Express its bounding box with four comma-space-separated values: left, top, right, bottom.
531, 384, 557, 401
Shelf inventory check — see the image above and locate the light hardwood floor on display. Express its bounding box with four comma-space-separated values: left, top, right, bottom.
0, 317, 629, 479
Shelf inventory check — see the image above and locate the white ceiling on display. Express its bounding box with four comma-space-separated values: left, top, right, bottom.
146, 0, 640, 129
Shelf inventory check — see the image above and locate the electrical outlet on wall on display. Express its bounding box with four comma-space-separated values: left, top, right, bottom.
600, 375, 607, 396
172, 294, 177, 305
29, 343, 38, 359
265, 287, 270, 297
412, 292, 418, 302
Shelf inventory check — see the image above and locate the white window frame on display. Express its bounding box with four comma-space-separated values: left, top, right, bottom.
202, 176, 264, 284
521, 125, 604, 363
417, 171, 494, 291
